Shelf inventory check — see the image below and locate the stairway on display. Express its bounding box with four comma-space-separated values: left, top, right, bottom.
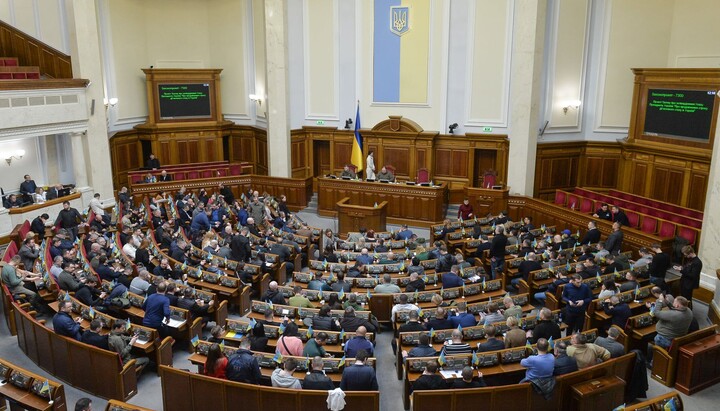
446, 203, 460, 220
304, 193, 318, 213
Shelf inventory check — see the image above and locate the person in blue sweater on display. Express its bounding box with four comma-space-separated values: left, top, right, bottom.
561, 274, 593, 333
519, 338, 555, 382
449, 302, 477, 328
190, 209, 211, 234
53, 300, 82, 341
440, 265, 465, 289
143, 281, 171, 337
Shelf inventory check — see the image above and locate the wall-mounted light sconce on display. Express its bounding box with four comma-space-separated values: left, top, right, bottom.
562, 100, 582, 114
448, 123, 458, 134
249, 94, 262, 106
103, 97, 118, 108
4, 149, 25, 165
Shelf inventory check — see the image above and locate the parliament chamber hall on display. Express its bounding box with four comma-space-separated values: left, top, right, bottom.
3, 1, 720, 410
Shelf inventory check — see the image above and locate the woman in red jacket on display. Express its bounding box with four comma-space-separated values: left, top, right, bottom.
204, 343, 228, 379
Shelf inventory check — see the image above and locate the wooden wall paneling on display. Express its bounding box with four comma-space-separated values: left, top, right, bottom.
434, 149, 452, 177
290, 130, 308, 178
333, 141, 353, 171
0, 21, 73, 78
451, 150, 468, 177
255, 130, 268, 174
688, 169, 709, 211
534, 142, 585, 200
382, 146, 411, 178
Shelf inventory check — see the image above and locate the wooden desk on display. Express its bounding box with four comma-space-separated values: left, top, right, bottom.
317, 178, 448, 227
336, 197, 387, 233
464, 187, 509, 216
676, 333, 720, 395
570, 375, 625, 411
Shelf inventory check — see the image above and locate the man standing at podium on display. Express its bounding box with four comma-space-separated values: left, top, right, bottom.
366, 151, 376, 180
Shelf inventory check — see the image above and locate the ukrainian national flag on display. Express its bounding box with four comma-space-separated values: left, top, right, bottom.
351, 103, 363, 171
373, 0, 430, 103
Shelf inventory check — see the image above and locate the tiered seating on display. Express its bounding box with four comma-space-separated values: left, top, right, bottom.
0, 65, 41, 79
13, 302, 140, 400
127, 161, 252, 185
609, 189, 702, 220
159, 365, 379, 411
649, 325, 718, 387
554, 188, 701, 245
410, 352, 636, 411
0, 358, 68, 410
624, 391, 683, 411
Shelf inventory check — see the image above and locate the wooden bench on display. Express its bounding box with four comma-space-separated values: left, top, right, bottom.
159, 365, 379, 411
12, 302, 139, 400
623, 391, 683, 411
105, 399, 156, 411
650, 324, 718, 387
410, 352, 635, 411
0, 358, 67, 411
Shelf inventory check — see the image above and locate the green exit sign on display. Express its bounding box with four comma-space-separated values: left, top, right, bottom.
482, 126, 493, 132
316, 120, 325, 125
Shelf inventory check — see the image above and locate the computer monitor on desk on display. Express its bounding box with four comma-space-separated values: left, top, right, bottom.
366, 178, 376, 182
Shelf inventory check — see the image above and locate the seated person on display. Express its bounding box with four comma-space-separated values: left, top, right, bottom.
412, 360, 447, 391
376, 166, 395, 182
344, 326, 374, 357
441, 329, 472, 355
340, 164, 357, 179
402, 333, 437, 358
553, 340, 579, 376
425, 307, 454, 330
303, 357, 335, 390
271, 358, 302, 389
288, 286, 314, 308
477, 325, 505, 352
3, 193, 23, 208
452, 366, 487, 388
81, 319, 109, 350
566, 332, 610, 369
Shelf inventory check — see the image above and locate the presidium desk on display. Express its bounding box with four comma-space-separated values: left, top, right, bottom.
317, 178, 448, 227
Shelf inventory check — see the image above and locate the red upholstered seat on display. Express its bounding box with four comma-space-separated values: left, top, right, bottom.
12, 72, 26, 79
26, 72, 40, 79
555, 191, 567, 206
626, 211, 640, 228
2, 242, 18, 262
201, 170, 214, 178
0, 73, 11, 79
216, 169, 227, 176
658, 221, 676, 238
677, 227, 697, 245
3, 58, 19, 66
580, 198, 594, 213
131, 175, 142, 184
567, 195, 580, 210
416, 168, 430, 183
483, 173, 496, 188
187, 171, 200, 179
229, 164, 242, 175
640, 216, 658, 234
174, 172, 185, 180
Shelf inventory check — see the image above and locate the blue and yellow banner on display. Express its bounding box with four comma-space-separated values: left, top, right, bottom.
373, 0, 430, 103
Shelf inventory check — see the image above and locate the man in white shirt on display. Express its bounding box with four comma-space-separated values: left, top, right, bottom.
391, 293, 419, 322
89, 193, 111, 224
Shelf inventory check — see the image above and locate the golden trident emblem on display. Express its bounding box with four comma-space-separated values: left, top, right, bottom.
392, 9, 407, 32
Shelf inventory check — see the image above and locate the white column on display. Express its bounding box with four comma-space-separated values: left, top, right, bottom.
64, 0, 115, 198
69, 132, 89, 188
506, 0, 547, 195
263, 0, 292, 177
697, 108, 720, 299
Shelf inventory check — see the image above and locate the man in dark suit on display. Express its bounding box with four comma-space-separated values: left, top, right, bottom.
339, 350, 378, 391
425, 307, 454, 330
580, 221, 601, 245
604, 222, 624, 256
19, 174, 37, 203
610, 205, 630, 227
46, 184, 63, 200
593, 203, 612, 220
476, 325, 505, 352
146, 153, 160, 170
489, 226, 508, 279
157, 170, 172, 182
675, 245, 702, 303
81, 319, 109, 350
553, 341, 578, 376
648, 243, 670, 290
30, 213, 49, 240
230, 228, 251, 262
